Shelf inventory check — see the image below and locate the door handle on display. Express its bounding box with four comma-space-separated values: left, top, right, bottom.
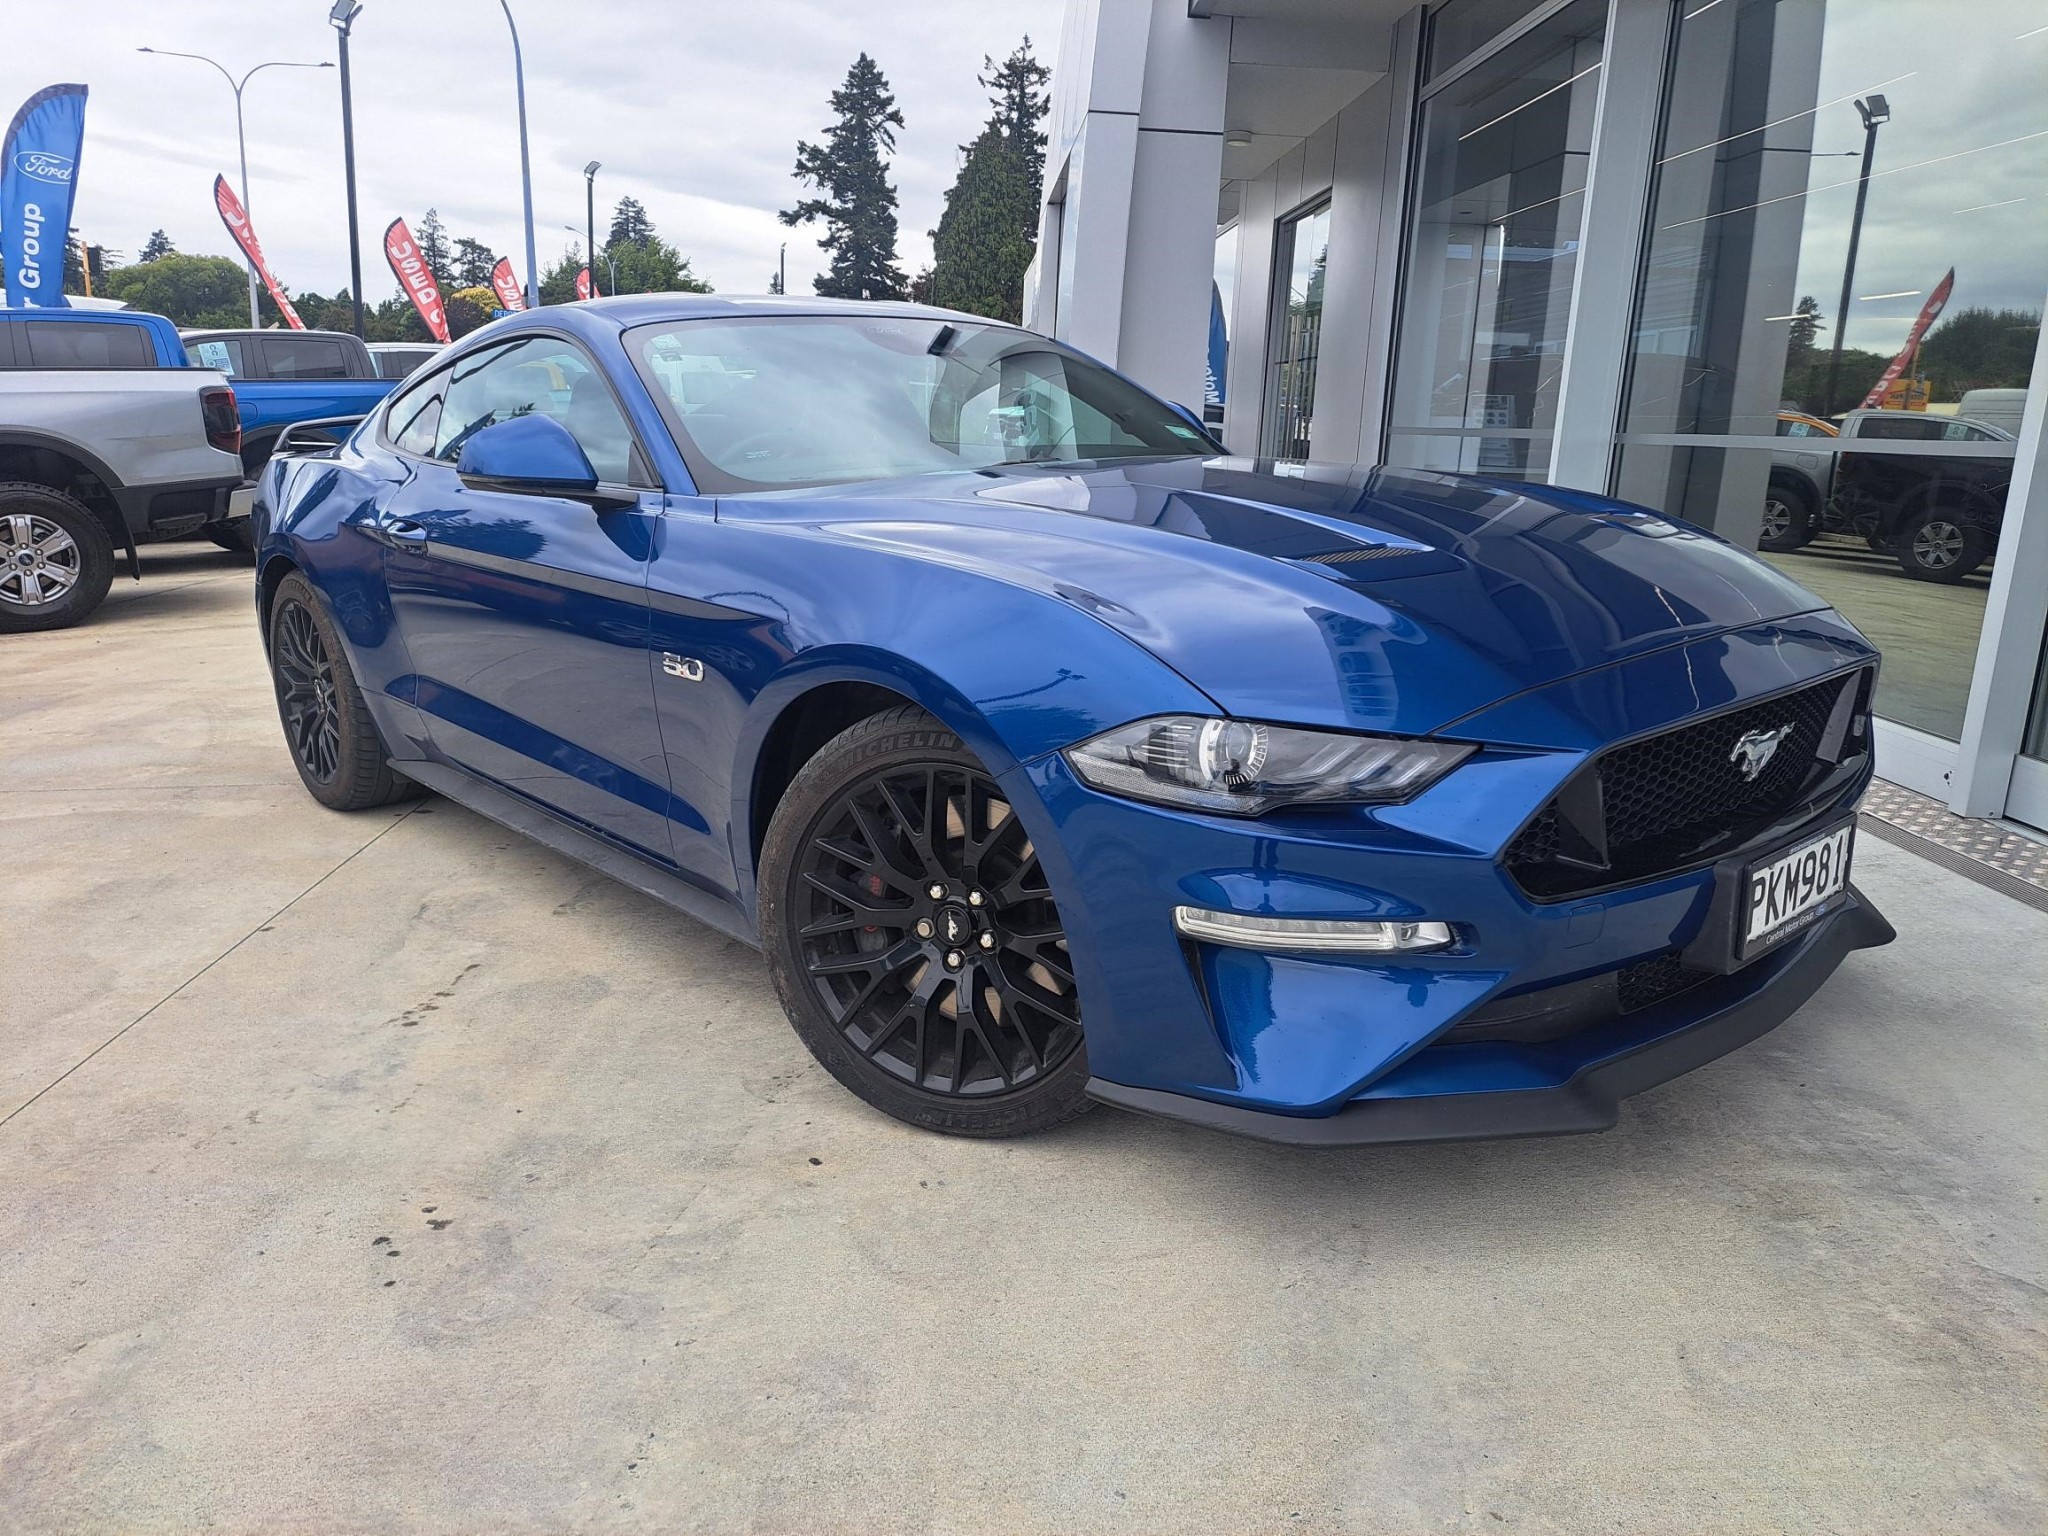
379, 519, 429, 551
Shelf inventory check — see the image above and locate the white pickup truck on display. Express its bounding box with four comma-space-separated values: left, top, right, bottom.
0, 310, 245, 631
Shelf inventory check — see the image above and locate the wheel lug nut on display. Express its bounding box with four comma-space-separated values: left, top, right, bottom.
967, 890, 985, 907
978, 932, 996, 951
927, 883, 947, 900
914, 918, 934, 939
944, 950, 964, 970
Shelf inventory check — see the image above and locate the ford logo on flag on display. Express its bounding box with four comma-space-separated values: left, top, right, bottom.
14, 151, 74, 184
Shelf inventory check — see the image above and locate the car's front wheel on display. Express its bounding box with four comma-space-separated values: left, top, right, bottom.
760, 706, 1092, 1137
267, 571, 416, 810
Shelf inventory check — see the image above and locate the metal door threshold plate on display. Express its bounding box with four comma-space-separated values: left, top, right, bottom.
1858, 779, 2048, 913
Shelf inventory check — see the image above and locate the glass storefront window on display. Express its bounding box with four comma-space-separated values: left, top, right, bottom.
1262, 201, 1330, 460
1387, 0, 1608, 481
1616, 0, 2047, 741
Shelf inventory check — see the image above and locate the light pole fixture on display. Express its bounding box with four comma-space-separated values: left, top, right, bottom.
329, 1, 366, 338
139, 47, 333, 328
583, 160, 601, 297
1822, 93, 1891, 418
498, 1, 540, 309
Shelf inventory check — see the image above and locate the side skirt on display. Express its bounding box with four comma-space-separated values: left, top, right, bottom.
395, 759, 761, 949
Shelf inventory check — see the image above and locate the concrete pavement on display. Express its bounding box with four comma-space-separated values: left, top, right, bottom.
3, 546, 2043, 1534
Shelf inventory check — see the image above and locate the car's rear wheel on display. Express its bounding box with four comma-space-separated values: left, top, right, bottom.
1896, 507, 1989, 583
267, 572, 415, 810
760, 706, 1092, 1137
0, 483, 115, 633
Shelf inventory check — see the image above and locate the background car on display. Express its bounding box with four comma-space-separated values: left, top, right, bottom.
252, 296, 1891, 1144
367, 341, 444, 381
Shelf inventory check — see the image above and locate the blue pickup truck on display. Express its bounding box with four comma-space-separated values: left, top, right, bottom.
0, 308, 396, 550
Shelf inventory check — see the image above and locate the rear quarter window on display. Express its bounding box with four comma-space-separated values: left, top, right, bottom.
260, 336, 354, 380
17, 320, 156, 369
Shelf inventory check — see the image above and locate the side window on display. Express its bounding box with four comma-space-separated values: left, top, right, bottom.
25, 321, 154, 369
433, 336, 638, 484
1857, 414, 1943, 441
186, 337, 247, 375
260, 335, 351, 380
385, 364, 450, 457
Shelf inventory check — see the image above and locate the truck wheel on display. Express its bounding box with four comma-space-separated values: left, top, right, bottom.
0, 482, 117, 633
1758, 481, 1815, 552
267, 572, 416, 810
1896, 508, 1988, 583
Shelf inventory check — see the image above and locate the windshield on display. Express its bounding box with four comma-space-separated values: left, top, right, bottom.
626, 315, 1214, 493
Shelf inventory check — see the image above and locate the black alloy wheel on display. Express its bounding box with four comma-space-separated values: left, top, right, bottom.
761, 707, 1091, 1136
266, 572, 417, 810
274, 597, 342, 784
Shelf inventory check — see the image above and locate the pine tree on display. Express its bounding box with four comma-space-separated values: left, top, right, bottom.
780, 53, 909, 300
929, 126, 1034, 322
982, 39, 1052, 210
927, 39, 1052, 323
451, 237, 497, 289
609, 196, 656, 250
138, 228, 176, 263
415, 209, 453, 288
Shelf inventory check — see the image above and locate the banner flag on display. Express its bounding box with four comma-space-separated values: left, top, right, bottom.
489, 255, 525, 312
2, 83, 88, 309
213, 175, 304, 329
383, 217, 450, 342
575, 266, 592, 302
1860, 269, 1955, 411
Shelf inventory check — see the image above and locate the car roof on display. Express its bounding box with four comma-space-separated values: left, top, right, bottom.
490, 292, 1006, 336
180, 327, 364, 341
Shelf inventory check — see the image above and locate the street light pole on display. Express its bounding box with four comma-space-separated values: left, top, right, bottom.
499, 1, 540, 309
778, 242, 786, 296
1822, 93, 1890, 419
330, 3, 366, 339
583, 160, 601, 297
138, 48, 331, 328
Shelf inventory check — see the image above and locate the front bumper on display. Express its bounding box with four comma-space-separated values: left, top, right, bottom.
1088, 885, 1893, 1145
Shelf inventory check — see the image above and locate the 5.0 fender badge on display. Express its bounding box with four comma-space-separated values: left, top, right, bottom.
661, 654, 705, 682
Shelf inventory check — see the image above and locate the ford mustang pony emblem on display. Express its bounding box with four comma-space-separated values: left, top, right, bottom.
1730, 724, 1795, 781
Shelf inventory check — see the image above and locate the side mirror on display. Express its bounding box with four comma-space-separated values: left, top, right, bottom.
457, 414, 631, 507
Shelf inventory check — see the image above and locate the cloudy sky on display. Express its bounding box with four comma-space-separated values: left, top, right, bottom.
2, 0, 1067, 300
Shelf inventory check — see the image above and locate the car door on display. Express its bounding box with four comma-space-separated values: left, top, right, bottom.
374, 333, 678, 862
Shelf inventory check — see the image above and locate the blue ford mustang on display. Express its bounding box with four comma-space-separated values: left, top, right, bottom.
254, 296, 1892, 1143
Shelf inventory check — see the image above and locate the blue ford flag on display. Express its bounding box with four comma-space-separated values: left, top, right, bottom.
2, 83, 87, 310
1205, 280, 1228, 410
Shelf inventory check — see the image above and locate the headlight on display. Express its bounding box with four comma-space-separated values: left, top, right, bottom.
1063, 715, 1474, 815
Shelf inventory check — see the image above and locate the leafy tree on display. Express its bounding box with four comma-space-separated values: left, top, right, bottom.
365, 294, 432, 343
446, 285, 497, 338
95, 252, 289, 328
539, 243, 587, 306
607, 234, 711, 296
927, 38, 1052, 323
929, 125, 1034, 321
415, 209, 453, 288
982, 39, 1052, 210
609, 196, 656, 250
781, 53, 909, 300
1921, 307, 2040, 397
451, 237, 497, 290
1786, 295, 1824, 355
138, 228, 176, 263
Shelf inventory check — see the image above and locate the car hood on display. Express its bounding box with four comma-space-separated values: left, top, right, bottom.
734, 458, 1835, 740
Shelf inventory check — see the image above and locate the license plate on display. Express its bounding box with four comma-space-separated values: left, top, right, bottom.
1741, 822, 1853, 959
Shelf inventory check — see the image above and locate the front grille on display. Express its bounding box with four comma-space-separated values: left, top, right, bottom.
1505, 670, 1869, 898
1438, 951, 1715, 1046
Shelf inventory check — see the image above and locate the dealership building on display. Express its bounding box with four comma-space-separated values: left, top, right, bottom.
1025, 0, 2048, 831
